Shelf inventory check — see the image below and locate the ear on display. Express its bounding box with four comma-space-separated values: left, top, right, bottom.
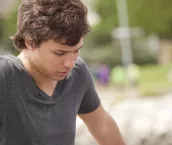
25, 39, 35, 50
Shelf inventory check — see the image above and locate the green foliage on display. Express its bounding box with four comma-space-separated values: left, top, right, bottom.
0, 18, 4, 42
88, 0, 118, 47
132, 40, 158, 64
83, 0, 172, 65
1, 0, 20, 54
128, 0, 172, 37
81, 44, 122, 68
81, 38, 158, 68
94, 0, 172, 37
3, 7, 18, 45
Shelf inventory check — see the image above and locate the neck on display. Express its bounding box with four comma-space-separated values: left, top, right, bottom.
17, 52, 57, 89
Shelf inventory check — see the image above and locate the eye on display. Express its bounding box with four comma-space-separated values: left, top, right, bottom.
54, 52, 64, 56
74, 49, 80, 54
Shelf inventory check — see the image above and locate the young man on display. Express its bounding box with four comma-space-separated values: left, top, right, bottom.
0, 0, 126, 145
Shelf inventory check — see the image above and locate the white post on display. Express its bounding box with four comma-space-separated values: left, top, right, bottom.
116, 0, 132, 67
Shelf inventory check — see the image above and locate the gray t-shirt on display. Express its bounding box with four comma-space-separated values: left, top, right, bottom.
0, 54, 100, 145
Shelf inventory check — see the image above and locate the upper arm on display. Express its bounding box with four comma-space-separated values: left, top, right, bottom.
78, 104, 114, 143
78, 104, 107, 134
79, 105, 126, 145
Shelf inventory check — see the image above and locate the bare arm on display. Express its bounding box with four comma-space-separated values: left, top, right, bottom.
78, 105, 126, 145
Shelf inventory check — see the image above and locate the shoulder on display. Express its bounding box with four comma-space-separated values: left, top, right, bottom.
71, 56, 88, 76
74, 56, 94, 85
0, 55, 11, 73
66, 56, 88, 80
0, 54, 19, 77
75, 56, 87, 70
0, 55, 13, 87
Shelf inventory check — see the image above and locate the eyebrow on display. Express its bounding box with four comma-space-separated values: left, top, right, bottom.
56, 45, 83, 53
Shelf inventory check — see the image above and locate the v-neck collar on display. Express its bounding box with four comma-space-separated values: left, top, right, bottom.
15, 56, 63, 100
36, 82, 61, 100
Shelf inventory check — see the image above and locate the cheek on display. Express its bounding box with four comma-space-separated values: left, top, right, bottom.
37, 56, 55, 69
48, 57, 63, 69
42, 54, 57, 64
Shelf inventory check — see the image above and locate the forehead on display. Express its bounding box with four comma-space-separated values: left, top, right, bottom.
40, 38, 83, 51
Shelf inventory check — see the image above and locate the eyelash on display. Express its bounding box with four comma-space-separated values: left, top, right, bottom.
74, 50, 80, 54
54, 49, 80, 56
54, 52, 64, 56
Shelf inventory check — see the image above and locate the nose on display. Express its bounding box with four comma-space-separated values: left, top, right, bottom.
63, 59, 75, 69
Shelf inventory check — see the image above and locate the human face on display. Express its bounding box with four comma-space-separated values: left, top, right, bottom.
28, 38, 83, 81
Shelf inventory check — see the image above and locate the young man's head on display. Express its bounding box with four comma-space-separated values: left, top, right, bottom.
11, 0, 90, 81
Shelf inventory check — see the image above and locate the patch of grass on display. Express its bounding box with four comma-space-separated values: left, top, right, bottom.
138, 64, 172, 96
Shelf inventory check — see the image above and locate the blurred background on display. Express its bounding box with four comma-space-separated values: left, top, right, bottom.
1, 0, 172, 145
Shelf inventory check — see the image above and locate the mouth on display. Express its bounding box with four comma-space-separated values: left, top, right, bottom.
59, 71, 70, 76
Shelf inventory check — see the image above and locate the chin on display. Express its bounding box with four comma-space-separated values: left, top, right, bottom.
51, 76, 66, 81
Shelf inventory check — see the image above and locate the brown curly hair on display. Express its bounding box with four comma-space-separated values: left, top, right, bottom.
11, 0, 90, 50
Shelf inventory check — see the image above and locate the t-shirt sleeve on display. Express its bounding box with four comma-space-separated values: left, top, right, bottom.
78, 62, 101, 114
